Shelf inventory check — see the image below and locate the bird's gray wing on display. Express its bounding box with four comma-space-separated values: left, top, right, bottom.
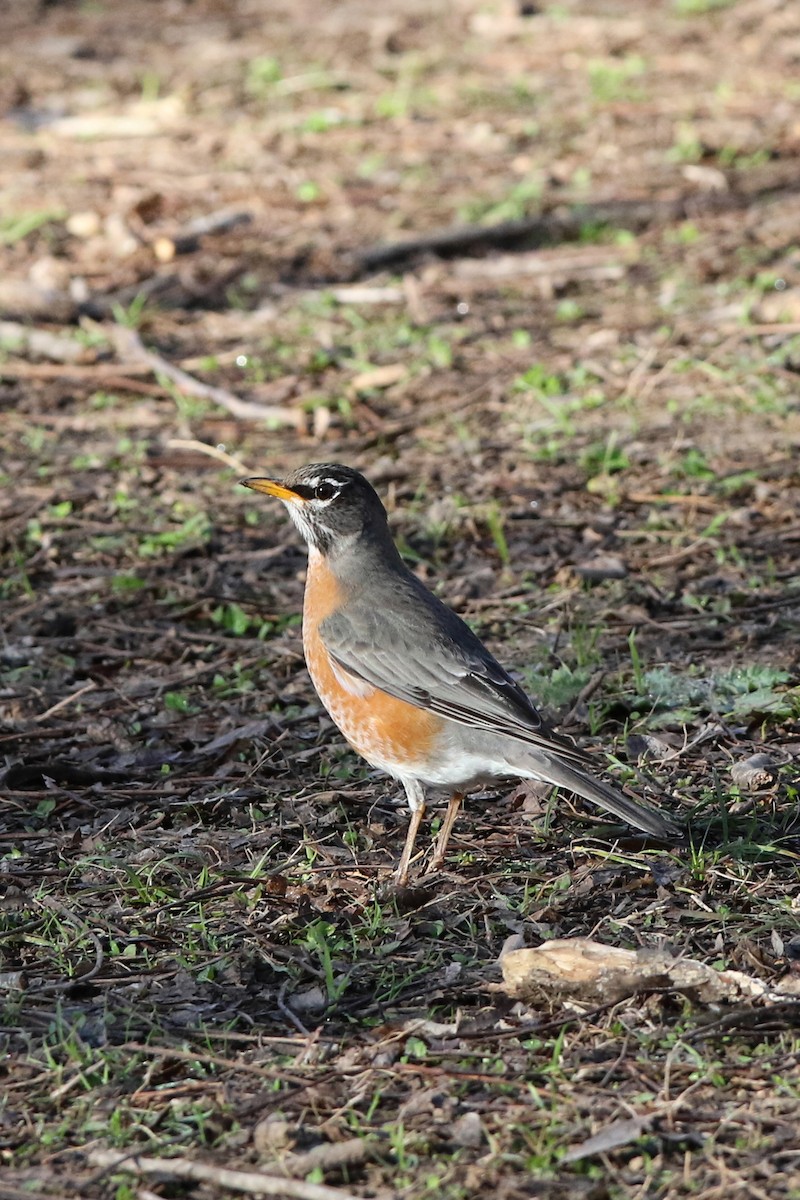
320, 575, 589, 768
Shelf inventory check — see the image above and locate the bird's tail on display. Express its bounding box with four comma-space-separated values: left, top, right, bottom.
519, 752, 682, 840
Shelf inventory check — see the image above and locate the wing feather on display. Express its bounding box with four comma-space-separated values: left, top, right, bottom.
320, 580, 590, 769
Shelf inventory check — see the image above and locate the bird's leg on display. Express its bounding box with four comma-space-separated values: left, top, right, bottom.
395, 807, 426, 887
427, 792, 463, 874
395, 779, 426, 887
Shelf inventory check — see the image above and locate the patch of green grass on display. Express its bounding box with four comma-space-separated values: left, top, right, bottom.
580, 432, 630, 479
111, 292, 152, 329
523, 663, 593, 710
21, 425, 51, 455
245, 54, 282, 94
1, 550, 35, 600
668, 220, 702, 245
483, 500, 510, 566
513, 364, 566, 398
164, 690, 199, 715
375, 85, 436, 121
211, 602, 252, 636
111, 572, 147, 594
516, 371, 608, 463
668, 121, 704, 163
629, 662, 798, 728
425, 331, 454, 369
674, 0, 735, 13
357, 153, 386, 178
138, 510, 211, 557
672, 446, 717, 481
554, 298, 585, 323
295, 179, 322, 203
716, 470, 759, 498
460, 175, 544, 225
576, 220, 610, 244
300, 108, 348, 133
303, 920, 350, 1003
588, 55, 647, 103
0, 208, 66, 245
717, 146, 771, 171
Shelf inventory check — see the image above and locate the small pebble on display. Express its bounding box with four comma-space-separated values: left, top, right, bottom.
451, 1111, 484, 1149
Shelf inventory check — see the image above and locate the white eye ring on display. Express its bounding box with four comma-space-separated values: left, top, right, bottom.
313, 481, 338, 502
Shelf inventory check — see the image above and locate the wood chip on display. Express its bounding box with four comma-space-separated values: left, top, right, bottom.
350, 363, 406, 390
573, 554, 628, 582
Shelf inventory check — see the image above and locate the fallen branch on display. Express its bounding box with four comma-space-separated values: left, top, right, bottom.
356, 200, 687, 270
357, 170, 800, 272
501, 937, 800, 1007
86, 1149, 367, 1200
0, 361, 152, 380
447, 243, 636, 286
106, 325, 305, 428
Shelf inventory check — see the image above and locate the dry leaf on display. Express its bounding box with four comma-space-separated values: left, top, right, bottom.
563, 1115, 654, 1163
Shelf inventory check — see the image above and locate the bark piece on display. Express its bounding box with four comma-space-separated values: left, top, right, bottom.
501, 937, 764, 1006
730, 754, 779, 790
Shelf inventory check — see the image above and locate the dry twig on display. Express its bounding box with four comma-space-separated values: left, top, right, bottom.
34, 680, 97, 723
106, 325, 305, 428
357, 171, 800, 271
86, 1149, 369, 1200
165, 438, 251, 474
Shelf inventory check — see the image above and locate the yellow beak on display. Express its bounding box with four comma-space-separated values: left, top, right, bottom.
240, 477, 303, 502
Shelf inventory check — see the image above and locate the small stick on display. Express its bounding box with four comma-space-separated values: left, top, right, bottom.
86, 1149, 367, 1200
34, 680, 97, 723
562, 670, 606, 728
107, 325, 304, 428
356, 174, 798, 272
154, 208, 252, 258
165, 438, 251, 474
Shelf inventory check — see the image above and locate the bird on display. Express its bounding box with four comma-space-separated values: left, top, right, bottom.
241, 464, 681, 884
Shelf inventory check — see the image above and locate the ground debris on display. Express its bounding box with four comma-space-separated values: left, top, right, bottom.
500, 937, 800, 1007
3, 1, 800, 1197
563, 1114, 656, 1163
85, 1149, 372, 1200
730, 753, 780, 790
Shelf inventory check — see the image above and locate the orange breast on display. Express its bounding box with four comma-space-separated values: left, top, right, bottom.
302, 550, 442, 776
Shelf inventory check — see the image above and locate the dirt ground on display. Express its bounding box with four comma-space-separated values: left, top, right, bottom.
2, 0, 800, 1197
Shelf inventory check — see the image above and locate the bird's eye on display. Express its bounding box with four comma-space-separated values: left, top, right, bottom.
314, 481, 337, 501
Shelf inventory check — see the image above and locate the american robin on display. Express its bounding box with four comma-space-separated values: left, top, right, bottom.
241, 464, 681, 883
